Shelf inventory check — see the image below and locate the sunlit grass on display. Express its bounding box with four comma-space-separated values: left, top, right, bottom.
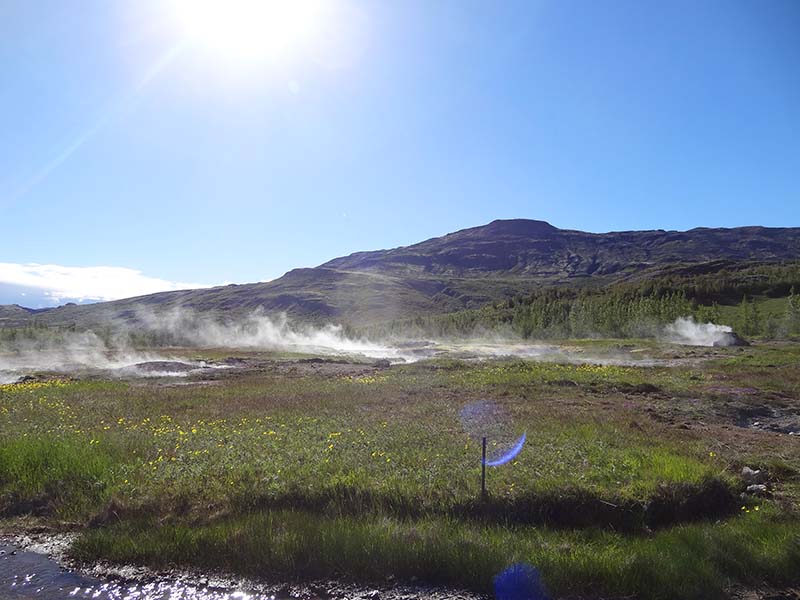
1, 349, 799, 595
0, 436, 116, 518
0, 375, 725, 523
70, 507, 800, 600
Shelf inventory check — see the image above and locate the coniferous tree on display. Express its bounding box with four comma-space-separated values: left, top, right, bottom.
788, 286, 800, 335
739, 295, 754, 336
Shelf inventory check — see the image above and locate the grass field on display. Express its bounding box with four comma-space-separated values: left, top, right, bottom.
1, 341, 799, 599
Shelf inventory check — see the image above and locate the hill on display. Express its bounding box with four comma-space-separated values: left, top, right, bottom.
1, 219, 799, 329
324, 219, 800, 278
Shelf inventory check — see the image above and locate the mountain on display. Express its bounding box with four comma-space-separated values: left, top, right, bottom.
0, 304, 41, 327
2, 219, 799, 328
323, 219, 800, 278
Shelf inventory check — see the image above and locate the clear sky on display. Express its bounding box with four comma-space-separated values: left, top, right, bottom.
1, 0, 799, 306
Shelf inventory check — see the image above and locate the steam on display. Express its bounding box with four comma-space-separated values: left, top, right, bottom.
0, 329, 179, 383
135, 309, 410, 361
0, 372, 18, 385
663, 316, 739, 347
1, 309, 728, 384
396, 340, 687, 367
0, 309, 413, 383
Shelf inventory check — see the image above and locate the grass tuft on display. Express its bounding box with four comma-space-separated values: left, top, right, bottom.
0, 436, 115, 518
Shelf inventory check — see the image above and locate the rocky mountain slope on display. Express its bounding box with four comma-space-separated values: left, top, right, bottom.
2, 219, 799, 328
324, 219, 800, 278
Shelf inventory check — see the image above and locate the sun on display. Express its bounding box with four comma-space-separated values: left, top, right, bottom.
171, 0, 328, 63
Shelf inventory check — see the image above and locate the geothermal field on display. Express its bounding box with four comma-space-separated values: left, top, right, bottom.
1, 315, 799, 600
4, 1, 799, 597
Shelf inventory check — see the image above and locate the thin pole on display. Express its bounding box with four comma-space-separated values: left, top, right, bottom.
481, 436, 487, 498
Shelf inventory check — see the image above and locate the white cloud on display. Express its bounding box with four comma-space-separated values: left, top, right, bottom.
0, 262, 210, 306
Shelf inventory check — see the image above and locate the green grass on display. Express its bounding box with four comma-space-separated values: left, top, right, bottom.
2, 343, 800, 596
716, 295, 793, 324
70, 507, 800, 600
705, 344, 800, 397
0, 436, 116, 518
0, 376, 728, 527
425, 359, 694, 393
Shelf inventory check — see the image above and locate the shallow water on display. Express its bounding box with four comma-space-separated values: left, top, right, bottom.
0, 539, 472, 600
0, 541, 278, 600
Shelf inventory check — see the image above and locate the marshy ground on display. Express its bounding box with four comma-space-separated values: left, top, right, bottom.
0, 340, 799, 599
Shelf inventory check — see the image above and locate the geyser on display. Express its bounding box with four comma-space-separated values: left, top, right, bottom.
664, 316, 748, 347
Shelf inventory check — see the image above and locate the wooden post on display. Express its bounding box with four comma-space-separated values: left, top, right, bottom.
481, 436, 487, 498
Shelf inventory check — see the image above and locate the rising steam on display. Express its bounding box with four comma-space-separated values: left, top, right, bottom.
135, 308, 409, 360
1, 309, 729, 384
663, 316, 742, 347
0, 329, 178, 382
0, 309, 412, 383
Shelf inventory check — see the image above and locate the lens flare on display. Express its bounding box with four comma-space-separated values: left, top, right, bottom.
486, 432, 527, 466
459, 400, 527, 467
494, 563, 550, 600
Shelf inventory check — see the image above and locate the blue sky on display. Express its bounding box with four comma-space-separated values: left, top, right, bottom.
1, 0, 799, 307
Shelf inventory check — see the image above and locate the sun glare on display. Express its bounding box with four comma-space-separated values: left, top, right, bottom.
171, 0, 327, 63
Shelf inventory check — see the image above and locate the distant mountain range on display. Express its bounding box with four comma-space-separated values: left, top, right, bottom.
2, 219, 799, 328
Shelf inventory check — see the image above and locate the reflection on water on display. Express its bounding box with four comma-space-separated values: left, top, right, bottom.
0, 542, 276, 600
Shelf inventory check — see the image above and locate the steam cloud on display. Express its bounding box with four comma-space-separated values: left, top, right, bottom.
1, 310, 729, 384
0, 309, 411, 383
663, 316, 738, 347
0, 329, 177, 383
135, 309, 409, 360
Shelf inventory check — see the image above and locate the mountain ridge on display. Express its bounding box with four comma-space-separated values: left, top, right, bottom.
322, 219, 800, 278
2, 219, 799, 328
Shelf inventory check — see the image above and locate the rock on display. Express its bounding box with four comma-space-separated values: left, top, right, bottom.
713, 332, 750, 347
746, 484, 768, 495
633, 383, 660, 394
741, 467, 767, 485
373, 359, 391, 368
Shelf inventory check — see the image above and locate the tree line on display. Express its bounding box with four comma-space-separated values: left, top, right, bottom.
371, 262, 800, 340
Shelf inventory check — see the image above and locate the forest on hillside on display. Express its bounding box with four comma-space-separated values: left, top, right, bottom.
374, 262, 800, 340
